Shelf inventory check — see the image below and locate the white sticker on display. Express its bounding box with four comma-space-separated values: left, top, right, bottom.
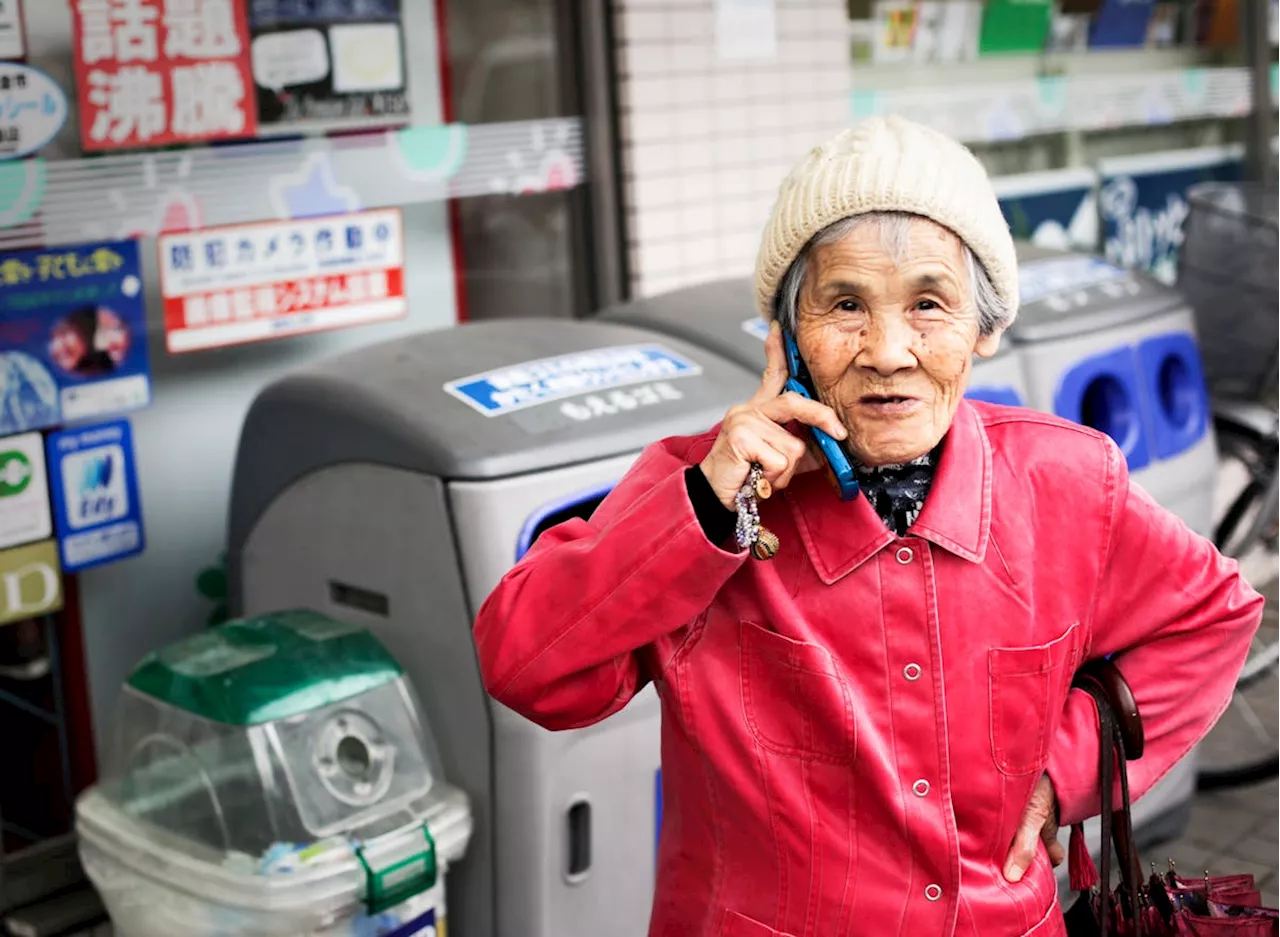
252, 30, 330, 90
741, 317, 769, 341
0, 432, 51, 550
329, 23, 404, 94
0, 0, 24, 61
0, 63, 69, 160
559, 382, 686, 422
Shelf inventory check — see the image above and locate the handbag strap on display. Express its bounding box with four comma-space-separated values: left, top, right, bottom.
1072, 663, 1145, 936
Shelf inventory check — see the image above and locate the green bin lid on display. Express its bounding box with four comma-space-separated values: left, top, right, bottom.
126, 610, 403, 726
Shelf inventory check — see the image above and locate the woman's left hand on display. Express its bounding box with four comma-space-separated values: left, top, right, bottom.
1003, 773, 1065, 883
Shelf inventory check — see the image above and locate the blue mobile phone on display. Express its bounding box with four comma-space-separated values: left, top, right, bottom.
781, 328, 860, 501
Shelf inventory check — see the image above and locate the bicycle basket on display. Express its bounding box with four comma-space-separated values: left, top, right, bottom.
1178, 182, 1279, 405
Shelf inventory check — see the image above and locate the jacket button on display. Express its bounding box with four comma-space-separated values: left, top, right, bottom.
913, 779, 930, 797
925, 884, 942, 901
896, 546, 914, 564
903, 663, 922, 681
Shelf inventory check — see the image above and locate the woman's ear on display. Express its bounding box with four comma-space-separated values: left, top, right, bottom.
974, 328, 1003, 359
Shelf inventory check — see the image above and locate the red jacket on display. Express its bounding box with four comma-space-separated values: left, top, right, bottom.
473, 401, 1262, 937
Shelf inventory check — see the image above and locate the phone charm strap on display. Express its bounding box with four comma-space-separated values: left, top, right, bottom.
735, 464, 780, 561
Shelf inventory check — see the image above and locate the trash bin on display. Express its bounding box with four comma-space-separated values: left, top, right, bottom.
1009, 243, 1217, 536
225, 319, 758, 937
598, 277, 1030, 407
76, 609, 472, 937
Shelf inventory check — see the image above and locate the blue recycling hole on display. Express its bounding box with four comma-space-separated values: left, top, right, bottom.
1080, 375, 1139, 452
1157, 354, 1198, 432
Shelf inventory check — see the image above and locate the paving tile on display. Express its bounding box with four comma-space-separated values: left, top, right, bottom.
1206, 779, 1279, 816
1156, 841, 1216, 879
1249, 814, 1280, 839
1182, 801, 1262, 852
1230, 834, 1280, 868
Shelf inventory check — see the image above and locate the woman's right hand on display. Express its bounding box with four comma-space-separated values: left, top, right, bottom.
698, 321, 849, 511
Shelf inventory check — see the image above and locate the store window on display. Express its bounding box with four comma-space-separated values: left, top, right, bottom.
0, 3, 599, 929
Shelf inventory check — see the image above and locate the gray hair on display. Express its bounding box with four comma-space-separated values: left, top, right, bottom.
773, 212, 1012, 337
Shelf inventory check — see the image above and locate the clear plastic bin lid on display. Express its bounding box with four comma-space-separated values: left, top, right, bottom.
89, 610, 466, 897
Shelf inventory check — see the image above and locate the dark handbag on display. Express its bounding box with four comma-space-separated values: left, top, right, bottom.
1062, 660, 1279, 937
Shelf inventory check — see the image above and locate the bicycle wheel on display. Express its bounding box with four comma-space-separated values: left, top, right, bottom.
1196, 578, 1280, 790
1198, 417, 1280, 789
1214, 419, 1280, 559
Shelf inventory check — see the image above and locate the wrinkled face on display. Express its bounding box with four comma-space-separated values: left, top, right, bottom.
794, 217, 1001, 466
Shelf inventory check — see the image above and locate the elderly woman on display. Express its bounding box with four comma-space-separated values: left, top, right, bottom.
472, 116, 1263, 936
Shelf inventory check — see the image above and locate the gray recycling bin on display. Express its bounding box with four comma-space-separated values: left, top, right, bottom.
225, 319, 758, 937
1009, 244, 1217, 536
598, 277, 1031, 407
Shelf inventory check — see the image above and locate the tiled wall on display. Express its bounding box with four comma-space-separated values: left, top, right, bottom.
613, 0, 852, 299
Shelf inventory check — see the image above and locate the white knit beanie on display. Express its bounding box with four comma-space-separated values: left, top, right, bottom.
753, 115, 1019, 322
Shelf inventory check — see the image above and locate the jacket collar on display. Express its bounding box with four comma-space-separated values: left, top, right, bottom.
786, 400, 992, 584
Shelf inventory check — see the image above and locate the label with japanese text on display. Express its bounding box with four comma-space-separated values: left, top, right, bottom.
157, 208, 407, 353
0, 63, 69, 160
71, 0, 257, 151
0, 240, 152, 436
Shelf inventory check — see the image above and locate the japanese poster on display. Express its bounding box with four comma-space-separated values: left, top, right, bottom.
46, 418, 145, 572
0, 0, 25, 61
0, 240, 152, 436
157, 208, 407, 353
71, 0, 257, 152
249, 0, 409, 126
1098, 146, 1244, 284
0, 63, 69, 160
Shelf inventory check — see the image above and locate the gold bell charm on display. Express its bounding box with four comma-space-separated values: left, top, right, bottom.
751, 527, 780, 561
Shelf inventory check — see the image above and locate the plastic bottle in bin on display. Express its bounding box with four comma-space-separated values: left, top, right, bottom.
74, 609, 471, 937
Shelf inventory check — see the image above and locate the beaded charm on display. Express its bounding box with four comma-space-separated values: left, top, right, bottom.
735, 464, 779, 560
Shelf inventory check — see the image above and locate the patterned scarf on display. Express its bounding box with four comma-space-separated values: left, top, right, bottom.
854, 445, 941, 537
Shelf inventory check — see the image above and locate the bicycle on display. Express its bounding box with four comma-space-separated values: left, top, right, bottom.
1177, 181, 1279, 791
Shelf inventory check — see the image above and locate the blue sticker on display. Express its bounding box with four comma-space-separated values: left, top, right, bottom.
377, 907, 438, 937
0, 64, 68, 161
45, 419, 145, 572
0, 240, 151, 436
443, 345, 703, 417
741, 317, 769, 341
965, 386, 1025, 407
249, 0, 402, 27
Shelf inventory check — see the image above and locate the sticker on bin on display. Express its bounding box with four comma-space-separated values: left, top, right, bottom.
45, 418, 145, 572
443, 345, 703, 417
741, 317, 769, 341
1018, 255, 1135, 305
381, 907, 439, 937
0, 432, 52, 550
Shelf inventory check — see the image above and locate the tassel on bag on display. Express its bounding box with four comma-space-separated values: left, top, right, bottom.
1069, 822, 1100, 892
